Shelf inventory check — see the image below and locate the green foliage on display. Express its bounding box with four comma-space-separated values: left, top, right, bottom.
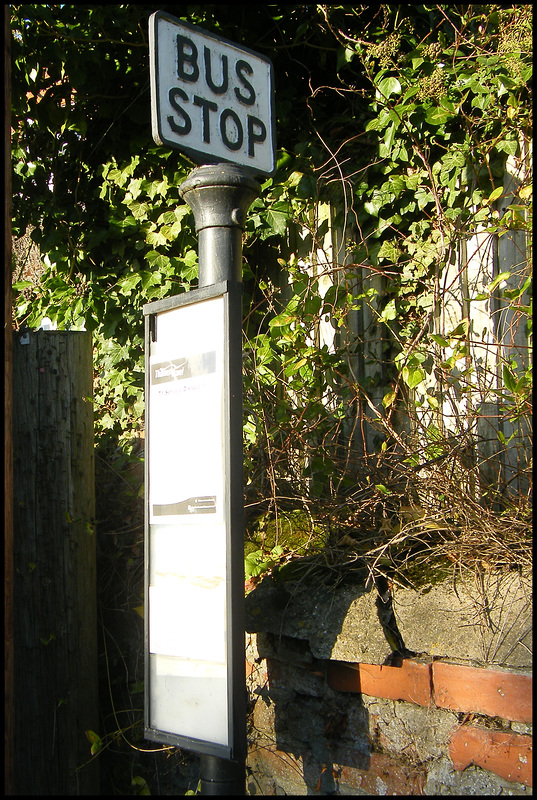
132, 776, 151, 795
12, 4, 531, 556
85, 729, 102, 757
13, 5, 531, 441
238, 4, 532, 535
245, 545, 284, 580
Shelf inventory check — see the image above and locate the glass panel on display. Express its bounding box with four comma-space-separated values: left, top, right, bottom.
149, 654, 228, 745
148, 297, 225, 525
149, 524, 226, 662
147, 296, 230, 747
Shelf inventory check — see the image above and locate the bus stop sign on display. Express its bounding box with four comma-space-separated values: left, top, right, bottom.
149, 11, 276, 177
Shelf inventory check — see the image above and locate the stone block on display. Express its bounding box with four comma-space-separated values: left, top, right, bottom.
333, 746, 426, 795
339, 701, 370, 752
246, 746, 308, 795
393, 569, 532, 669
245, 632, 261, 662
283, 695, 333, 742
245, 574, 394, 663
245, 568, 533, 796
366, 700, 458, 763
246, 568, 532, 669
425, 756, 531, 795
267, 657, 326, 698
252, 695, 276, 742
255, 630, 315, 665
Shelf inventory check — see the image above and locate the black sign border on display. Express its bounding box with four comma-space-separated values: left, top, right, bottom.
143, 281, 246, 761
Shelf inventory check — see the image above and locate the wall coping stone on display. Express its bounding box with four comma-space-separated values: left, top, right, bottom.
245, 568, 532, 669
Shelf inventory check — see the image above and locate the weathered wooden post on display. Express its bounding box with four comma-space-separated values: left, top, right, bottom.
12, 330, 99, 795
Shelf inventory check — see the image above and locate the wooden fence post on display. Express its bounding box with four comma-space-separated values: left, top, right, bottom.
12, 330, 99, 795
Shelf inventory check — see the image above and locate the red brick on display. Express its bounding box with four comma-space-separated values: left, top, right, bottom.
450, 725, 532, 787
328, 660, 432, 706
433, 661, 532, 723
334, 747, 426, 795
245, 657, 267, 685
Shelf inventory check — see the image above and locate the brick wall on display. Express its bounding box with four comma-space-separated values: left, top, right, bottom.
245, 615, 532, 794
245, 636, 532, 794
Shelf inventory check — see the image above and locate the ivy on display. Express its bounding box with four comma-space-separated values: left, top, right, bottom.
11, 4, 532, 520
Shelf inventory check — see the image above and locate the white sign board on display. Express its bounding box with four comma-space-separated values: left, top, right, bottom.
149, 11, 276, 176
145, 293, 230, 750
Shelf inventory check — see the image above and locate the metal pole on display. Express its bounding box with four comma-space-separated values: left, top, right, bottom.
179, 163, 260, 796
179, 163, 260, 287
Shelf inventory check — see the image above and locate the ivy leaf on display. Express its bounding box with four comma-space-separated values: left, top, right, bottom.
120, 274, 141, 293
244, 551, 269, 578
131, 776, 151, 795
496, 138, 519, 156
157, 210, 177, 225
127, 201, 150, 220
430, 333, 450, 347
284, 357, 308, 377
502, 364, 518, 393
376, 76, 402, 99
146, 231, 168, 247
487, 186, 504, 203
447, 319, 470, 338
488, 271, 511, 292
440, 150, 466, 174
375, 483, 391, 495
382, 122, 397, 153
269, 313, 295, 328
425, 106, 453, 126
382, 390, 397, 408
12, 280, 34, 291
337, 46, 356, 71
380, 299, 397, 321
265, 209, 288, 236
145, 251, 171, 271
85, 730, 102, 756
377, 240, 401, 263
402, 365, 426, 388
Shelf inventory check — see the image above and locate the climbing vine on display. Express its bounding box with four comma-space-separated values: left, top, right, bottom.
11, 3, 532, 567
239, 4, 532, 573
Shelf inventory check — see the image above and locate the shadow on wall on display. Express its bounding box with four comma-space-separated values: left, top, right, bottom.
245, 566, 414, 794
